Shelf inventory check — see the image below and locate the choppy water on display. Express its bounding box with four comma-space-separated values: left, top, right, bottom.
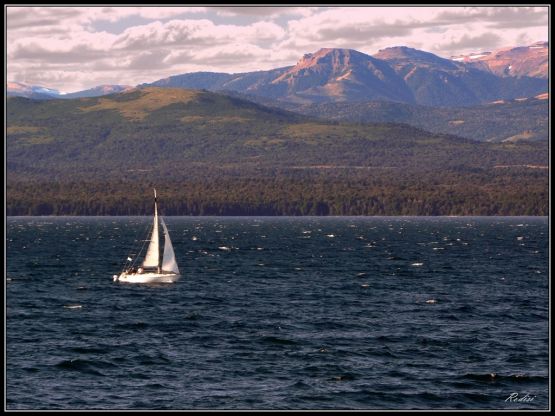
6, 216, 549, 410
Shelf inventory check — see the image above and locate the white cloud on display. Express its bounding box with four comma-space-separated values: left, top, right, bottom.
213, 6, 317, 18
111, 19, 285, 50
6, 6, 549, 92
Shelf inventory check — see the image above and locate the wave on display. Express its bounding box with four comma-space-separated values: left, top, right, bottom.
460, 373, 547, 383
114, 321, 149, 330
134, 351, 172, 366
365, 347, 399, 359
416, 337, 451, 347
260, 336, 298, 346
67, 346, 109, 354
55, 358, 118, 376
184, 312, 202, 320
330, 373, 357, 381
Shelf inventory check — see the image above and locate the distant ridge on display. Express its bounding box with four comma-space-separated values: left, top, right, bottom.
451, 41, 548, 79
7, 81, 60, 99
61, 84, 134, 99
7, 43, 548, 107
7, 82, 133, 99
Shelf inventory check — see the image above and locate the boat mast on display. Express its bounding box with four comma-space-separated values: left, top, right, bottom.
142, 188, 160, 271
154, 188, 160, 272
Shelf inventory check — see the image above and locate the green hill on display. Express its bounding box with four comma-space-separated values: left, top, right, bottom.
221, 91, 548, 143
6, 87, 548, 215
280, 97, 549, 143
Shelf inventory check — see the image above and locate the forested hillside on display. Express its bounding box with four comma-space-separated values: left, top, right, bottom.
286, 97, 549, 143
6, 87, 549, 216
221, 91, 549, 143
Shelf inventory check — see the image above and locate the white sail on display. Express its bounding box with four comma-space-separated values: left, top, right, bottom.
161, 217, 180, 274
142, 191, 160, 268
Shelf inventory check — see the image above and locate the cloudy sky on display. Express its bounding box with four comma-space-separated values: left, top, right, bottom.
6, 5, 549, 93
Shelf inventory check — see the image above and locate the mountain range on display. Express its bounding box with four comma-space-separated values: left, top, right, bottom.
8, 42, 548, 107
145, 44, 547, 107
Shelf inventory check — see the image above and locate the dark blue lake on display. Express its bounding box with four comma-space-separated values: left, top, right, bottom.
6, 216, 549, 410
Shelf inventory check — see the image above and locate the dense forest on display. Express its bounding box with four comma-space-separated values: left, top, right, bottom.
7, 167, 548, 216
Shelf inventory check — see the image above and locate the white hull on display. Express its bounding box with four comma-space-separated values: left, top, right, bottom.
114, 272, 180, 284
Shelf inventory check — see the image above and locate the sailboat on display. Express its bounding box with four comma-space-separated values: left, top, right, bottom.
113, 189, 180, 283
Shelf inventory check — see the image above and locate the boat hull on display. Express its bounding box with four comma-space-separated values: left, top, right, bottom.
114, 272, 180, 284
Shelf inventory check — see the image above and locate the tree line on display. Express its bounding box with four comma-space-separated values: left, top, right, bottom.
6, 168, 548, 216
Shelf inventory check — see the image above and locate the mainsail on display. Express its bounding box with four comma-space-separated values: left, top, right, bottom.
142, 190, 160, 268
161, 217, 180, 274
